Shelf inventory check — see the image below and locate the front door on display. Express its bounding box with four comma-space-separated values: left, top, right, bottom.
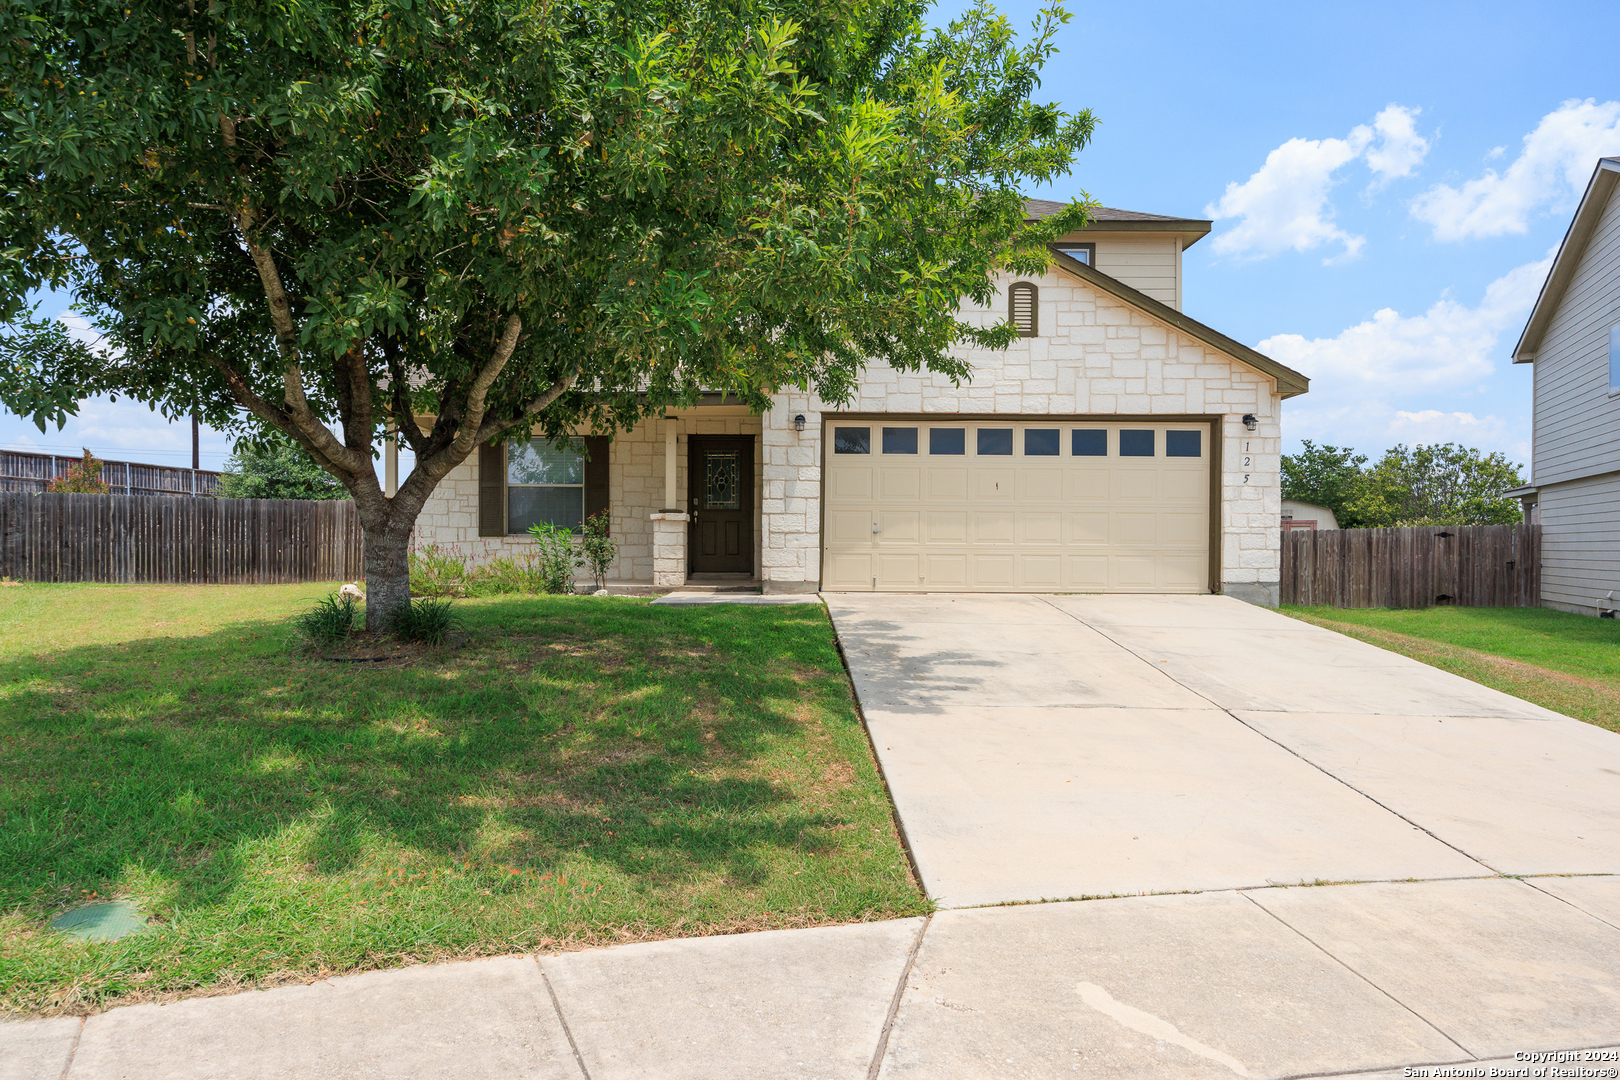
688, 436, 754, 574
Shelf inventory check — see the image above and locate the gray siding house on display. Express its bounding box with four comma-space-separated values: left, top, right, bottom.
1512, 157, 1620, 616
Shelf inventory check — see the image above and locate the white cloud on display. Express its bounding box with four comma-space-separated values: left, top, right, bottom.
1258, 253, 1551, 388
1411, 98, 1620, 241
1207, 105, 1430, 262
1365, 105, 1431, 185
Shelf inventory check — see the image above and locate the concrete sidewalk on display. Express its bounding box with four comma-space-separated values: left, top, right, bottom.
9, 877, 1620, 1078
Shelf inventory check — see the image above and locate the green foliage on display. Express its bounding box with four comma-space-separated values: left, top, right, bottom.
408, 543, 473, 599
1281, 440, 1371, 527
1348, 443, 1525, 527
394, 597, 457, 645
45, 449, 109, 494
218, 434, 347, 501
1282, 441, 1524, 528
475, 553, 548, 595
527, 523, 578, 595
0, 0, 1095, 507
579, 511, 618, 590
292, 593, 359, 648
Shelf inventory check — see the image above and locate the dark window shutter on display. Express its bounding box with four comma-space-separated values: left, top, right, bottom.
583, 435, 610, 525
478, 442, 505, 536
1009, 281, 1038, 337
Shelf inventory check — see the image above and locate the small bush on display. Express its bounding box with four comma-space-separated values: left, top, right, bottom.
527, 522, 576, 594
579, 511, 617, 590
395, 597, 457, 645
409, 542, 471, 597
294, 593, 358, 647
472, 553, 545, 595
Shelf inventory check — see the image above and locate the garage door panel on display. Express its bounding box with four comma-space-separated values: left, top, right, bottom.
828, 511, 872, 544
1161, 511, 1207, 546
877, 554, 921, 588
880, 468, 921, 500
972, 555, 1016, 586
926, 554, 968, 587
826, 552, 871, 590
973, 469, 1015, 500
1158, 555, 1208, 589
1067, 512, 1110, 546
1113, 556, 1158, 588
824, 419, 1210, 594
928, 469, 968, 500
926, 512, 968, 544
830, 468, 872, 500
973, 512, 1015, 544
1065, 471, 1110, 501
1111, 512, 1158, 547
1020, 512, 1063, 544
1020, 469, 1063, 501
1160, 470, 1205, 502
1067, 555, 1110, 588
1021, 556, 1062, 587
878, 510, 920, 544
1112, 470, 1157, 501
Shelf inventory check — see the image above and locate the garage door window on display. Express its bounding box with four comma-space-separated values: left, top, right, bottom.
1072, 429, 1107, 456
929, 428, 965, 455
1120, 430, 1155, 457
1024, 429, 1060, 456
977, 429, 1014, 456
833, 427, 871, 454
882, 427, 919, 454
1166, 430, 1202, 458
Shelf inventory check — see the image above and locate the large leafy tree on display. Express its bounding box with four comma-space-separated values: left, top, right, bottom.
219, 432, 348, 500
1348, 443, 1525, 527
0, 0, 1093, 627
1281, 440, 1372, 527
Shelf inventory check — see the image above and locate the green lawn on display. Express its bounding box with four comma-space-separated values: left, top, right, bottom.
1283, 605, 1620, 731
0, 584, 925, 1017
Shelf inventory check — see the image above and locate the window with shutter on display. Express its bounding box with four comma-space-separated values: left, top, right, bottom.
1009, 281, 1038, 337
477, 443, 506, 536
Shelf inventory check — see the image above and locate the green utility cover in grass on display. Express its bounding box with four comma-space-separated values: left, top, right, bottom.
49, 901, 147, 941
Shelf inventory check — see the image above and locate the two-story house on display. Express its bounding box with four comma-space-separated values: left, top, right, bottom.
1510, 158, 1620, 616
413, 203, 1309, 605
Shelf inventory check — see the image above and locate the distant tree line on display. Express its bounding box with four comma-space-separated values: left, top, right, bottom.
1282, 441, 1525, 528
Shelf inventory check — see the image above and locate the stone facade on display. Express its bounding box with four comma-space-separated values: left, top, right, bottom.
414, 410, 762, 585
760, 268, 1284, 602
415, 268, 1285, 599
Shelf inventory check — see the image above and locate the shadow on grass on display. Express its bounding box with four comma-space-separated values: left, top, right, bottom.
0, 595, 907, 952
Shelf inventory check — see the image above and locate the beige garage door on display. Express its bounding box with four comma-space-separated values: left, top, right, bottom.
822, 419, 1210, 592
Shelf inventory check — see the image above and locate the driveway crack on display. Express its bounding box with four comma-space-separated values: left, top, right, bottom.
867, 914, 931, 1080
1238, 891, 1476, 1063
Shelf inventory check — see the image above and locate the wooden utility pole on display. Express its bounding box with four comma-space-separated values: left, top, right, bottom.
191, 415, 200, 471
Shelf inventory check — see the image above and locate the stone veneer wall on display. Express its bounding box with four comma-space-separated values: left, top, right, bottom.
760, 267, 1284, 603
413, 411, 763, 584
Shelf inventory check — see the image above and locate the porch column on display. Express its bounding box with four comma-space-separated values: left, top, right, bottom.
651, 415, 687, 586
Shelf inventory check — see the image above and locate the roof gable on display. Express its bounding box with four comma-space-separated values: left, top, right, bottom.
1025, 200, 1214, 248
1512, 157, 1620, 363
1046, 247, 1309, 398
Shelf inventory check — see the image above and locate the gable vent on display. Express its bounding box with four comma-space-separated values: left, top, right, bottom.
1009, 281, 1038, 337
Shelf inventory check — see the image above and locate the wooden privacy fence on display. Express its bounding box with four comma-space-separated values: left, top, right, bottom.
0, 493, 364, 584
1281, 524, 1540, 609
0, 448, 222, 497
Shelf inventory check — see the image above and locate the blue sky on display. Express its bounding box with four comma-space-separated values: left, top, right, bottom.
8, 0, 1620, 474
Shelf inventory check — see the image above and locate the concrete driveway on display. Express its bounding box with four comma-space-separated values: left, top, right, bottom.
825, 592, 1619, 907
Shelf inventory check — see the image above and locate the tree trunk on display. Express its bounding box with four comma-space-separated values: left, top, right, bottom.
362, 523, 414, 633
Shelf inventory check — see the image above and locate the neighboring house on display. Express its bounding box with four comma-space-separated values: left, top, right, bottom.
1281, 499, 1339, 531
414, 203, 1309, 605
1510, 157, 1620, 617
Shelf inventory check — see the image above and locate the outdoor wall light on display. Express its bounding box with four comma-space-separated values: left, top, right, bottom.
793, 414, 806, 433
1241, 413, 1259, 432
